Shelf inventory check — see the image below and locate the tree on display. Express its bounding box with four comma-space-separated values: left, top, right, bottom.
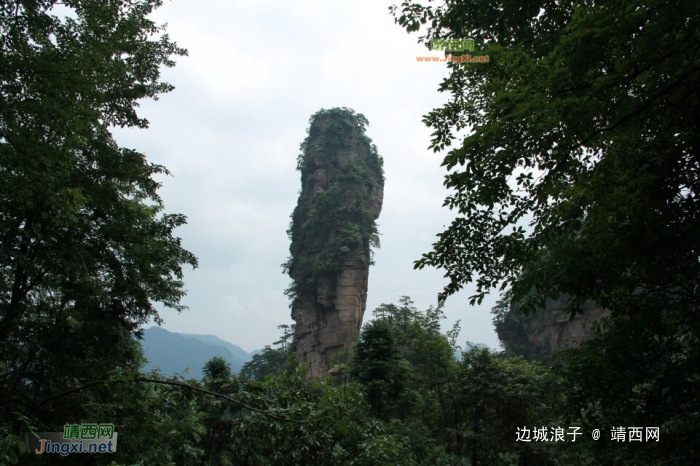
273, 323, 295, 352
239, 325, 297, 381
239, 346, 295, 382
201, 357, 237, 466
372, 296, 418, 333
454, 348, 555, 466
393, 0, 700, 462
203, 357, 234, 392
0, 0, 194, 455
374, 298, 463, 463
91, 373, 207, 466
394, 0, 700, 313
351, 320, 408, 420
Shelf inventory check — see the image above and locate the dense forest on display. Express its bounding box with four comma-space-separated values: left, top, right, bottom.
2, 0, 699, 465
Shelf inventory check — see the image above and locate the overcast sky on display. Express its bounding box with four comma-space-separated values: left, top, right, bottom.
112, 0, 502, 353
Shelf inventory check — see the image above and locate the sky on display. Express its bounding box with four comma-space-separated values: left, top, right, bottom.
112, 0, 502, 353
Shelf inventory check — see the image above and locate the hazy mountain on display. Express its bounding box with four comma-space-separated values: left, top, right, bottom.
139, 326, 256, 378
179, 332, 253, 363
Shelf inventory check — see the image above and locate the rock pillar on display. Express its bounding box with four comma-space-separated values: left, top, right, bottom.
284, 108, 384, 377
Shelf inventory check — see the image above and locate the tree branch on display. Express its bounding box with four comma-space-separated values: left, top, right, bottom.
32, 376, 308, 424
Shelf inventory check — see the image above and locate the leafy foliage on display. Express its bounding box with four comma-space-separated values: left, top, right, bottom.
239, 346, 296, 382
203, 357, 234, 390
194, 359, 416, 466
231, 371, 414, 466
0, 0, 195, 462
351, 319, 408, 420
349, 297, 567, 465
394, 0, 700, 315
393, 1, 700, 462
454, 348, 555, 466
554, 307, 700, 465
239, 325, 297, 382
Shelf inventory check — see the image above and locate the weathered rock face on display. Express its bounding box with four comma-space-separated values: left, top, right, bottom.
496, 296, 610, 361
285, 108, 383, 377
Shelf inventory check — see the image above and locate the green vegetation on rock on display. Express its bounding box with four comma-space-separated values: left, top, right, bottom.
284, 107, 383, 303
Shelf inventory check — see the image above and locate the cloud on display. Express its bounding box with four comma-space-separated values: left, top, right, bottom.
116, 0, 501, 354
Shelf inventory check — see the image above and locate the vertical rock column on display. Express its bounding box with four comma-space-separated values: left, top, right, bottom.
284, 108, 384, 377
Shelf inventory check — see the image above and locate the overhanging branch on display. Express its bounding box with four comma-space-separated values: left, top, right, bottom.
32, 376, 308, 424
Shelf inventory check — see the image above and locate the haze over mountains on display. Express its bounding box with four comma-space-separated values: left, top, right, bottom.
140, 326, 259, 378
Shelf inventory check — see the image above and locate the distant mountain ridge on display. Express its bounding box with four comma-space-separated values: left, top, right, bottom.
139, 326, 257, 378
